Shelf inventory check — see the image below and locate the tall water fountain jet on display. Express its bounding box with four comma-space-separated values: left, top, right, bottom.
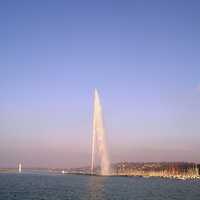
91, 89, 110, 175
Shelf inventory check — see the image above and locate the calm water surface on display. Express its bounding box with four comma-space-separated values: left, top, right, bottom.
0, 172, 199, 200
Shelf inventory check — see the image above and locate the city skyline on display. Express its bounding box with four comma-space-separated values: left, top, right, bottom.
1, 0, 200, 168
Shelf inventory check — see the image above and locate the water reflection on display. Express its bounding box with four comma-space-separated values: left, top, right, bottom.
88, 176, 107, 200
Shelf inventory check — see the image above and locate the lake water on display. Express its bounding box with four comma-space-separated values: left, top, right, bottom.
0, 172, 200, 200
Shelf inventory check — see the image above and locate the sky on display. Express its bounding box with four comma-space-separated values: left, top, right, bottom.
0, 0, 200, 168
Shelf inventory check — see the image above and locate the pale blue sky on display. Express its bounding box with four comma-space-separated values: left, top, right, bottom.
0, 0, 200, 167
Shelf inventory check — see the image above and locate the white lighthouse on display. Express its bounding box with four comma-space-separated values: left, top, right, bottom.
18, 163, 22, 173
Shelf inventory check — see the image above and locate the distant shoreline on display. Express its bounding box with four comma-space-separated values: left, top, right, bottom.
1, 170, 199, 181
1, 161, 200, 181
63, 172, 200, 181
